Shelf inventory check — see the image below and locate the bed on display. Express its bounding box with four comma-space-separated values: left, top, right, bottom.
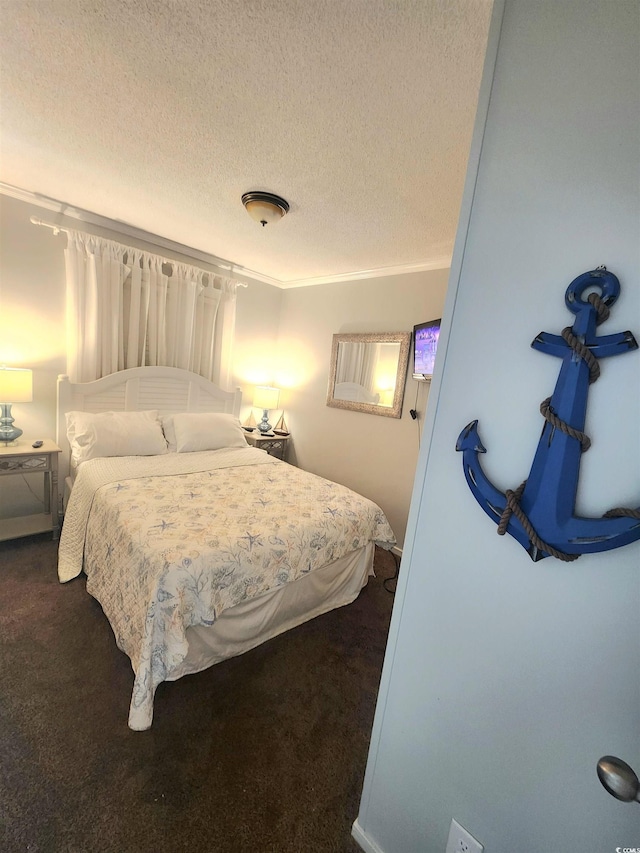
56, 367, 396, 730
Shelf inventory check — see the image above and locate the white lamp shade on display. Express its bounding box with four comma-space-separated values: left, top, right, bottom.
0, 367, 33, 402
253, 386, 280, 410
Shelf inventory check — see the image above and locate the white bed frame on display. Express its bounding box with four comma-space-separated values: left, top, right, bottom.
56, 366, 242, 508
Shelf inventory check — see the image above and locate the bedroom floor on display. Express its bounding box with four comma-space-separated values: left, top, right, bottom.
0, 534, 396, 853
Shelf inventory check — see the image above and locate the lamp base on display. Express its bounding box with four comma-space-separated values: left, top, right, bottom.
257, 409, 272, 433
0, 403, 23, 443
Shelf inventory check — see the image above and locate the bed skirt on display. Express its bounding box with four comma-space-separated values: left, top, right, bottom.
167, 542, 375, 682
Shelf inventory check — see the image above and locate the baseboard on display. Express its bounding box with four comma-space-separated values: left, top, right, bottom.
352, 819, 385, 853
391, 545, 403, 559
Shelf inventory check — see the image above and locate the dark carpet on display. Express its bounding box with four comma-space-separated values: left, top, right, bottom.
0, 534, 395, 853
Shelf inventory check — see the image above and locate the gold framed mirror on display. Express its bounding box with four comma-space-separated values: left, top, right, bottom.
326, 332, 411, 419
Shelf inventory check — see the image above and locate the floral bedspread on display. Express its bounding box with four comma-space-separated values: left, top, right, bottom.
60, 449, 396, 729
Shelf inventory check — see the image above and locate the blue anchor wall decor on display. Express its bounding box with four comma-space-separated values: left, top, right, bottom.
456, 268, 640, 562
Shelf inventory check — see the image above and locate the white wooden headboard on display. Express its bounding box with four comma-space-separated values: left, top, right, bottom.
57, 366, 243, 488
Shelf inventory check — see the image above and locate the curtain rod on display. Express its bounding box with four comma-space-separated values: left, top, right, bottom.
30, 216, 70, 235
29, 216, 249, 287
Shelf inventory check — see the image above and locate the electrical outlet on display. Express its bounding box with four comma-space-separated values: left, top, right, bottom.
445, 819, 484, 853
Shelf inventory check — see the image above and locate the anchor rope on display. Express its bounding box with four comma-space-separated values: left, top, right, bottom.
498, 292, 638, 560
539, 396, 591, 451
560, 327, 601, 383
497, 481, 580, 561
603, 506, 640, 520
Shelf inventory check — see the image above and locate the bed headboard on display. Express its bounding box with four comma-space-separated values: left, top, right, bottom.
57, 366, 243, 487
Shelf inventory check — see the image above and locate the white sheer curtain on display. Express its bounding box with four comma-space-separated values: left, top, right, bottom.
64, 231, 238, 387
336, 341, 379, 390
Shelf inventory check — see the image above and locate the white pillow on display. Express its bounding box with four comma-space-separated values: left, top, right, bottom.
171, 412, 248, 453
66, 410, 168, 465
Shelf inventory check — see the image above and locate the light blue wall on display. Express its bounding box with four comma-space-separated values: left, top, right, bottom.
355, 1, 640, 851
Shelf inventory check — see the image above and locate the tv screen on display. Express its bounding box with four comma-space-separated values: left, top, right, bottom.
413, 319, 441, 380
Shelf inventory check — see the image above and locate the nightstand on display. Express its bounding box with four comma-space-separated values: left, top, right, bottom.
0, 439, 62, 542
244, 431, 290, 461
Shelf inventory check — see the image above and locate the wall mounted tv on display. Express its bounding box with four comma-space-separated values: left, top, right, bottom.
413, 318, 441, 381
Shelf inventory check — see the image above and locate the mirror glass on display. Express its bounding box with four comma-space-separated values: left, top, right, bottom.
326, 332, 411, 418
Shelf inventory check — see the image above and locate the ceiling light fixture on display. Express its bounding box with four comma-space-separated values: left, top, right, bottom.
242, 191, 289, 227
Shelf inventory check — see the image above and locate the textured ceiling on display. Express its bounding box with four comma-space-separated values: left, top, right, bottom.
0, 0, 492, 286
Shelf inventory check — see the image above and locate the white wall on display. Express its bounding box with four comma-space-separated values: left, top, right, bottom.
0, 196, 67, 517
276, 271, 448, 548
0, 193, 282, 517
355, 1, 640, 852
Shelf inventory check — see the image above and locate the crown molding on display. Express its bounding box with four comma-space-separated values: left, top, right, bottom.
1, 182, 451, 289
277, 257, 451, 289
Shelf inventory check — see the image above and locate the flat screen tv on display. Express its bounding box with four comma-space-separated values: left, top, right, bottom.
413, 318, 441, 381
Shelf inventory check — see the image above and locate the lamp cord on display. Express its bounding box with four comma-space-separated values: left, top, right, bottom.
21, 474, 45, 506
383, 551, 401, 593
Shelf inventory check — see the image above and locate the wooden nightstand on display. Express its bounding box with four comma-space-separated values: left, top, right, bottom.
244, 431, 290, 461
0, 439, 62, 542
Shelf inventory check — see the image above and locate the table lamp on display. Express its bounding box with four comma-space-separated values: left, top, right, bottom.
0, 366, 33, 443
253, 386, 280, 433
